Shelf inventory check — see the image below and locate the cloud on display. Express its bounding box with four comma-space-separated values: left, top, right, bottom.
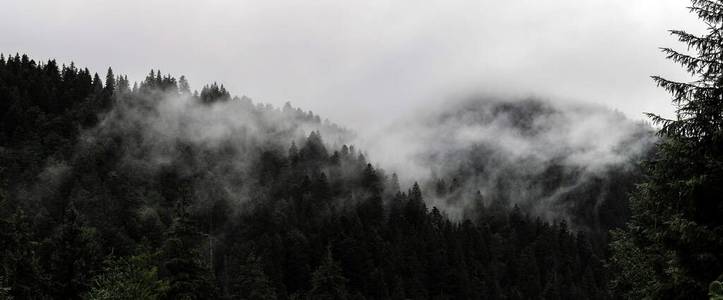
0, 0, 704, 131
77, 89, 352, 217
357, 95, 656, 229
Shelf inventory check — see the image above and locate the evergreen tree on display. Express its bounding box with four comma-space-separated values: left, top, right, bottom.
609, 1, 723, 298
0, 209, 46, 299
179, 75, 191, 94
388, 173, 400, 194
42, 204, 103, 298
711, 280, 723, 300
86, 252, 169, 300
404, 182, 427, 226
288, 142, 299, 165
105, 67, 115, 93
117, 75, 130, 94
161, 213, 217, 299
308, 247, 349, 300
92, 73, 103, 94
231, 254, 277, 300
0, 53, 624, 299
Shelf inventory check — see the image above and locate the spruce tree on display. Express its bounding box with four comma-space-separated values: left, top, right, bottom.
609, 1, 723, 298
161, 213, 217, 299
104, 67, 115, 93
178, 75, 191, 94
92, 73, 103, 94
232, 254, 277, 300
86, 252, 169, 300
308, 247, 348, 300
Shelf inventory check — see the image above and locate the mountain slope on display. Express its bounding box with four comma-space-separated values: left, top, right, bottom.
1, 54, 632, 299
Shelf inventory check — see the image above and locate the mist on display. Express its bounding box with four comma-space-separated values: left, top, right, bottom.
0, 0, 705, 131
78, 84, 655, 232
356, 95, 655, 229
70, 87, 354, 218
4, 0, 722, 297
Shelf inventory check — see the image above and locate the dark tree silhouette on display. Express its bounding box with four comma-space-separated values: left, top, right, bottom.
609, 1, 723, 298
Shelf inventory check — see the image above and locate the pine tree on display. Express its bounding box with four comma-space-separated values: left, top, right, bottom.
609, 1, 723, 298
161, 213, 218, 299
289, 142, 299, 165
92, 73, 103, 94
86, 252, 169, 300
0, 209, 46, 299
308, 247, 348, 300
178, 75, 191, 94
0, 52, 643, 299
43, 204, 103, 298
388, 173, 400, 194
104, 67, 115, 93
117, 75, 130, 94
231, 254, 277, 300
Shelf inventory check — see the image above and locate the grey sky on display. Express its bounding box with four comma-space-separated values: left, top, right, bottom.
0, 0, 704, 129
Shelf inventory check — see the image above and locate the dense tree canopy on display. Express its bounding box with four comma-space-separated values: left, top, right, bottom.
0, 53, 619, 299
3, 3, 722, 299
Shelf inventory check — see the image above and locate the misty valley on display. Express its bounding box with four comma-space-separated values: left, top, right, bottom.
1, 1, 723, 299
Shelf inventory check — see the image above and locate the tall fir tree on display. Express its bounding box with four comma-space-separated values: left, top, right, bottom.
179, 75, 191, 94
231, 254, 277, 300
161, 212, 218, 299
308, 247, 349, 300
104, 67, 115, 93
609, 1, 723, 298
86, 251, 169, 300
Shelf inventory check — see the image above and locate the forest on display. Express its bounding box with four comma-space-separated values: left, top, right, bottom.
1, 0, 722, 299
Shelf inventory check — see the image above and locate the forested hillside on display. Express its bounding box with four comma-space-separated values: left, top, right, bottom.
374, 97, 654, 240
2, 0, 722, 299
0, 54, 622, 299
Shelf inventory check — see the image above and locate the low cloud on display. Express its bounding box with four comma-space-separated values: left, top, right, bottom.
357, 95, 656, 229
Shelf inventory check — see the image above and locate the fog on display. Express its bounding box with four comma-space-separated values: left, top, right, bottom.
357, 95, 655, 227
0, 0, 705, 132
64, 85, 652, 230
360, 96, 653, 181
3, 0, 694, 228
32, 88, 353, 223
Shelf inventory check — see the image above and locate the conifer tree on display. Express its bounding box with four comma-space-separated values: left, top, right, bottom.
609, 1, 723, 298
43, 204, 103, 298
0, 52, 629, 299
92, 73, 103, 94
178, 75, 191, 94
104, 67, 115, 93
86, 252, 169, 300
161, 213, 217, 299
232, 254, 277, 300
308, 247, 348, 300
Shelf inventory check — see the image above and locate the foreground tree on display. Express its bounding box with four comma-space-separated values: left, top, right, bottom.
609, 0, 723, 298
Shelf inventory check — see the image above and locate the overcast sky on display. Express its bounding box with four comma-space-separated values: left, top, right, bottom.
1, 0, 705, 129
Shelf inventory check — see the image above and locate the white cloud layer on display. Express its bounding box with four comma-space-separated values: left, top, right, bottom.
0, 0, 705, 130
